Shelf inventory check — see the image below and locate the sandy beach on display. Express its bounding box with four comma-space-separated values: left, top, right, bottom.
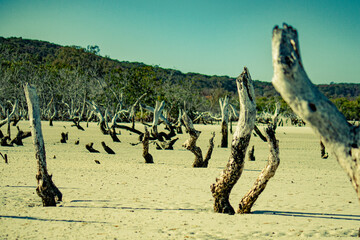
1, 121, 359, 239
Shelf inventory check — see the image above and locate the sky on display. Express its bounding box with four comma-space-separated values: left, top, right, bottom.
0, 0, 359, 84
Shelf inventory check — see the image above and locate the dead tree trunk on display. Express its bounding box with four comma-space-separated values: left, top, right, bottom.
0, 100, 18, 128
182, 112, 215, 168
142, 127, 154, 163
210, 67, 256, 214
24, 83, 62, 206
219, 96, 229, 148
0, 152, 8, 164
272, 23, 360, 202
238, 124, 280, 213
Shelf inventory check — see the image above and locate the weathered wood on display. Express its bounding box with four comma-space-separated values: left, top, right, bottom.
0, 100, 18, 128
238, 125, 280, 213
210, 67, 256, 214
142, 127, 154, 163
272, 23, 360, 202
24, 83, 62, 206
203, 131, 215, 168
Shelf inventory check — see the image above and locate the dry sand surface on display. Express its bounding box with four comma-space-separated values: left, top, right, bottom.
1, 121, 360, 239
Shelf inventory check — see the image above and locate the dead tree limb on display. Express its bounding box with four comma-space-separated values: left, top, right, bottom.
210, 67, 256, 214
238, 124, 280, 213
10, 126, 31, 146
272, 23, 360, 202
24, 83, 62, 206
0, 100, 18, 128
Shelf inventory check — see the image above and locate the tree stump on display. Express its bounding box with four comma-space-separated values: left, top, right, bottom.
248, 145, 255, 161
86, 142, 100, 153
101, 141, 115, 154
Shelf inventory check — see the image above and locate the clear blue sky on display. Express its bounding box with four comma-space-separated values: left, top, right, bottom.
0, 0, 359, 84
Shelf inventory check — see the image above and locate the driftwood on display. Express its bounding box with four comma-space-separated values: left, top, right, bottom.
101, 141, 115, 154
142, 127, 154, 163
24, 83, 62, 206
238, 124, 280, 213
86, 142, 100, 153
182, 111, 215, 168
210, 67, 256, 214
272, 23, 360, 202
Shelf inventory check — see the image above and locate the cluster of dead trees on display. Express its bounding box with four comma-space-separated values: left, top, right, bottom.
2, 24, 360, 217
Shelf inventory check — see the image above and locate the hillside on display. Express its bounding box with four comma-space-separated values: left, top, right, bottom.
0, 37, 359, 119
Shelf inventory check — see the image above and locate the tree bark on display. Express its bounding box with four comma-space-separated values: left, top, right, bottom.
238, 125, 280, 213
24, 83, 62, 206
210, 67, 256, 214
272, 23, 360, 202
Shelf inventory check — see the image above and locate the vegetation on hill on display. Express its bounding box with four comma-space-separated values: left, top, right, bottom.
0, 36, 359, 120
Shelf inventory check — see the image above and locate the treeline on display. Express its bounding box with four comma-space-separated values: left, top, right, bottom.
0, 36, 359, 120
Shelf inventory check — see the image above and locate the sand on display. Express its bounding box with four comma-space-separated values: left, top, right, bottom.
1, 121, 359, 239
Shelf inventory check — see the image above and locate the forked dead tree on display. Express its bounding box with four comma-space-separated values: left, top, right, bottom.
24, 83, 62, 206
210, 67, 256, 214
182, 111, 215, 168
219, 96, 230, 148
272, 23, 360, 202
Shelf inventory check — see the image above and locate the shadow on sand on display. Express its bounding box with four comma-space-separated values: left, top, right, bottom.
252, 210, 360, 221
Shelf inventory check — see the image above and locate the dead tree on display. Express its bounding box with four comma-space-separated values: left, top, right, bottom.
24, 83, 62, 206
182, 111, 216, 168
142, 127, 154, 163
0, 100, 18, 128
238, 124, 280, 213
210, 67, 256, 214
219, 96, 230, 148
272, 23, 360, 202
101, 141, 115, 154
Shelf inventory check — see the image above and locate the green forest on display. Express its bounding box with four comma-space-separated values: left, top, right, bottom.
0, 36, 359, 120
